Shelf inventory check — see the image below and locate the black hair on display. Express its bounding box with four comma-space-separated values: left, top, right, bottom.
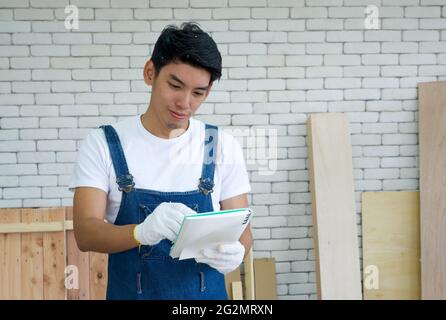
151, 22, 222, 84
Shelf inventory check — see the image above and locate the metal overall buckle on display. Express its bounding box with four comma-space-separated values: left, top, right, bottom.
198, 177, 214, 196
116, 174, 135, 193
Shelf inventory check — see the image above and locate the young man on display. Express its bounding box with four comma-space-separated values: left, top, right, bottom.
69, 22, 252, 300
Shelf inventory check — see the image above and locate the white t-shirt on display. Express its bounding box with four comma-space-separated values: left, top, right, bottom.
69, 116, 251, 224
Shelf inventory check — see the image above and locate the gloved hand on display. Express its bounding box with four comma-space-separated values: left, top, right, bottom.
196, 241, 245, 274
134, 202, 196, 246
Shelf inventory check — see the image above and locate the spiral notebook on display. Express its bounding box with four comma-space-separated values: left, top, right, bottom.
169, 208, 252, 260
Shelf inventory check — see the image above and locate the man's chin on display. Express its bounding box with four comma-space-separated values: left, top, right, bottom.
167, 118, 189, 130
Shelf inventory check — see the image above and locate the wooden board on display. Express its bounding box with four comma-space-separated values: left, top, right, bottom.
231, 281, 243, 300
243, 248, 255, 300
21, 209, 44, 300
225, 267, 241, 300
307, 113, 362, 300
254, 258, 277, 300
0, 209, 21, 299
419, 81, 446, 299
66, 207, 90, 300
43, 208, 66, 300
362, 192, 420, 300
89, 252, 108, 300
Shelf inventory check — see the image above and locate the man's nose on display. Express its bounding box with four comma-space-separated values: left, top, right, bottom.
175, 91, 191, 109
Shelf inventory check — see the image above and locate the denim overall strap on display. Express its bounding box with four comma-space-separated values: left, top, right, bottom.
100, 125, 135, 193
198, 124, 218, 196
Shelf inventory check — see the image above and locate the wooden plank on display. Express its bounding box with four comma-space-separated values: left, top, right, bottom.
243, 248, 255, 300
419, 81, 446, 299
66, 207, 90, 300
21, 209, 44, 300
254, 258, 277, 300
307, 113, 362, 300
0, 209, 21, 299
225, 267, 241, 300
89, 252, 108, 300
43, 208, 66, 300
231, 281, 243, 300
362, 192, 420, 300
0, 221, 73, 234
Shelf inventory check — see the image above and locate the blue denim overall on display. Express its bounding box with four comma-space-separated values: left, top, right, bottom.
100, 123, 228, 300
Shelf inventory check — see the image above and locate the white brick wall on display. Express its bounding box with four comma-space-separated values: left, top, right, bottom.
1, 0, 445, 300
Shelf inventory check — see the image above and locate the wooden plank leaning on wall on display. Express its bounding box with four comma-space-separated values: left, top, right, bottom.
307, 113, 362, 300
362, 191, 420, 300
419, 81, 446, 300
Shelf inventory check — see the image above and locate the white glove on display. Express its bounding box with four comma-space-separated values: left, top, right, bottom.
134, 202, 196, 246
196, 241, 245, 274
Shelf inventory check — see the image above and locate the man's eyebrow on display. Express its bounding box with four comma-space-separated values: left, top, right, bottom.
169, 74, 208, 91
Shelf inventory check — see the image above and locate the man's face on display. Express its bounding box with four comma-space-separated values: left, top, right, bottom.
144, 60, 212, 132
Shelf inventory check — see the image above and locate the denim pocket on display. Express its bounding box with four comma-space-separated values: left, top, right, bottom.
138, 203, 199, 260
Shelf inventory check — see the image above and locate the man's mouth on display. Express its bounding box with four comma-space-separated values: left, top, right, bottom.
169, 110, 188, 120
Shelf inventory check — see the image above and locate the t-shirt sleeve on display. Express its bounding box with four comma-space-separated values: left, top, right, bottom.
218, 132, 251, 202
68, 128, 110, 194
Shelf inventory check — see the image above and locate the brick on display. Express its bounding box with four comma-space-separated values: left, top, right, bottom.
72, 45, 110, 56
19, 175, 57, 186
364, 168, 399, 179
0, 153, 16, 164
0, 176, 18, 187
327, 31, 363, 42
383, 179, 418, 190
0, 70, 31, 81
307, 44, 341, 55
30, 45, 69, 56
268, 67, 304, 79
363, 146, 399, 157
351, 134, 381, 146
363, 77, 399, 88
0, 45, 30, 58
229, 43, 267, 55
32, 70, 70, 81
382, 42, 418, 53
365, 31, 402, 42
420, 18, 446, 29
254, 239, 290, 251
12, 33, 51, 44
381, 66, 418, 77
322, 78, 358, 90
3, 187, 41, 199
291, 7, 327, 18
383, 134, 418, 145
382, 18, 419, 30
269, 91, 305, 102
292, 101, 327, 112
403, 31, 439, 41
268, 19, 304, 31
328, 101, 365, 112
213, 8, 250, 19
382, 89, 417, 100
0, 164, 37, 175
288, 31, 325, 43
306, 19, 343, 30
405, 6, 441, 18
381, 157, 416, 168
345, 89, 380, 100
248, 55, 284, 67
251, 32, 287, 43
344, 66, 380, 77
39, 163, 74, 174
287, 55, 323, 67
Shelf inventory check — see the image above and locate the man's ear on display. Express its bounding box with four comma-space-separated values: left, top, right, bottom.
143, 59, 155, 86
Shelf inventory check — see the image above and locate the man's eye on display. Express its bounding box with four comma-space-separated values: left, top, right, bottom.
194, 92, 204, 96
169, 83, 180, 89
